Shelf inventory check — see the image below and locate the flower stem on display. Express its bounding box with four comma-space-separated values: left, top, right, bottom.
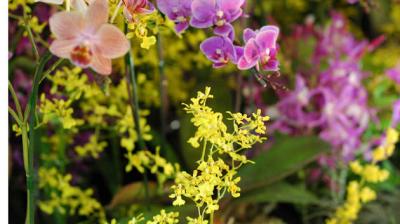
210, 211, 214, 224
157, 33, 168, 147
22, 9, 40, 62
39, 58, 65, 84
125, 49, 150, 208
8, 81, 23, 118
24, 52, 52, 224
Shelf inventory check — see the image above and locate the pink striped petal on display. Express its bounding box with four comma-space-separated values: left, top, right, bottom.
85, 0, 108, 31
90, 53, 112, 75
95, 24, 130, 58
49, 11, 84, 39
49, 39, 79, 58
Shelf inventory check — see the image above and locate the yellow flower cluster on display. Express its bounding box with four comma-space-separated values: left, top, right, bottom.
9, 0, 34, 12
75, 134, 108, 159
125, 147, 179, 186
43, 66, 153, 159
126, 12, 164, 49
170, 87, 270, 222
372, 128, 399, 163
326, 128, 399, 224
38, 167, 105, 220
146, 209, 179, 224
39, 94, 84, 130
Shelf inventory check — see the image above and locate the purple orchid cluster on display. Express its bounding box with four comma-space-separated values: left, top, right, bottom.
157, 0, 280, 71
239, 12, 381, 161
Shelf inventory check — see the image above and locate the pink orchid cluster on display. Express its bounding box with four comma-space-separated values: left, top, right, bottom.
244, 12, 386, 161
157, 0, 280, 73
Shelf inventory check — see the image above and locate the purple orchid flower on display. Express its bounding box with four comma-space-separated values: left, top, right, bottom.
200, 36, 242, 68
190, 0, 245, 38
157, 0, 192, 33
237, 26, 280, 72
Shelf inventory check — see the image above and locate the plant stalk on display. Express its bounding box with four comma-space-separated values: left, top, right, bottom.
24, 52, 52, 224
157, 33, 168, 148
125, 49, 150, 208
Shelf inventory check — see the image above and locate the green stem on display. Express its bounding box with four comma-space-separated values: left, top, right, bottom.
210, 211, 214, 224
39, 58, 65, 84
22, 10, 40, 62
157, 33, 168, 149
8, 107, 22, 125
125, 49, 150, 208
24, 52, 52, 224
9, 81, 23, 119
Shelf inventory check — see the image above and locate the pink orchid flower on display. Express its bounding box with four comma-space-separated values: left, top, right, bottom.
237, 26, 279, 72
49, 0, 130, 75
123, 0, 155, 20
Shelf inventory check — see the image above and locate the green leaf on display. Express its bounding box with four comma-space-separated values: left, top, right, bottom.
239, 136, 329, 192
237, 182, 319, 205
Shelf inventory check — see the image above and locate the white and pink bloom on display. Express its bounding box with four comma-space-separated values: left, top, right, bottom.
49, 0, 130, 75
237, 26, 280, 72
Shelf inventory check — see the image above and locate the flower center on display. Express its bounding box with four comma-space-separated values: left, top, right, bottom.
177, 16, 186, 22
71, 43, 92, 67
172, 7, 179, 13
261, 48, 271, 64
215, 10, 225, 26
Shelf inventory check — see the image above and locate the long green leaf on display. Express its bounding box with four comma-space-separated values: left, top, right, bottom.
239, 136, 329, 192
237, 181, 319, 205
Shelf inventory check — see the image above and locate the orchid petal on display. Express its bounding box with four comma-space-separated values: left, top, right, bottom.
90, 53, 112, 75
96, 24, 130, 58
85, 0, 108, 32
49, 39, 79, 58
49, 11, 85, 39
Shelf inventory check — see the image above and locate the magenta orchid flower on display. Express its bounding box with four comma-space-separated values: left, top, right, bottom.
123, 0, 155, 19
190, 0, 245, 38
200, 36, 242, 68
49, 0, 130, 75
157, 0, 192, 33
237, 26, 279, 71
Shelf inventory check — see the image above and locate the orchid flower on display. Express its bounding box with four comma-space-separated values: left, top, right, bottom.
123, 0, 155, 21
200, 36, 242, 68
190, 0, 245, 38
238, 26, 280, 72
49, 0, 130, 75
157, 0, 192, 33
